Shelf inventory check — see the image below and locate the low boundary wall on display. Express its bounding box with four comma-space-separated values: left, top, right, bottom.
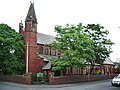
0, 74, 115, 85
0, 74, 32, 85
48, 74, 115, 85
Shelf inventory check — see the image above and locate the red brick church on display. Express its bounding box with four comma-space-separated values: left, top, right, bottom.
19, 2, 115, 77
19, 2, 57, 75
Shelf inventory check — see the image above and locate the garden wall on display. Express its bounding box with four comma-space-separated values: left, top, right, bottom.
0, 73, 115, 85
48, 74, 115, 85
0, 74, 32, 85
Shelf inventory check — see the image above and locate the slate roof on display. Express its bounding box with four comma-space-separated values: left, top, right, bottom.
42, 62, 51, 70
26, 3, 37, 23
85, 57, 114, 65
39, 54, 57, 61
37, 33, 55, 44
103, 58, 114, 65
39, 54, 56, 70
41, 57, 115, 70
37, 33, 56, 70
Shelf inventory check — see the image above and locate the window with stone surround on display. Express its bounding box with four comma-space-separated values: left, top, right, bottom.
45, 48, 49, 55
77, 68, 80, 74
52, 50, 56, 56
66, 67, 71, 74
39, 46, 43, 54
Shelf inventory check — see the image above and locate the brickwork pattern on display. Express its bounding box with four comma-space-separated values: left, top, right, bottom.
0, 74, 32, 85
48, 74, 115, 85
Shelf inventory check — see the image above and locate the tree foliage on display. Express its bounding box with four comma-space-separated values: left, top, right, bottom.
50, 23, 114, 71
0, 23, 25, 75
115, 59, 120, 73
50, 23, 95, 71
84, 24, 114, 64
116, 63, 120, 73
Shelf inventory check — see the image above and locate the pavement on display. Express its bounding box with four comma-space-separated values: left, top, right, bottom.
0, 79, 112, 89
1, 79, 119, 90
0, 81, 79, 88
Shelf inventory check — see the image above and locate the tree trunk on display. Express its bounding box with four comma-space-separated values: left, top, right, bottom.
90, 64, 94, 75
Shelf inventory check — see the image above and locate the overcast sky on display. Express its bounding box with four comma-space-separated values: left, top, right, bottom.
0, 0, 120, 62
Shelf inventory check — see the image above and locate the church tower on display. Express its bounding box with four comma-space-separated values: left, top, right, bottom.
25, 2, 37, 33
23, 2, 38, 74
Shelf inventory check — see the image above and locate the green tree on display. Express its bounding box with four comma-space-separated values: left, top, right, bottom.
50, 23, 95, 72
115, 59, 120, 73
116, 63, 120, 73
84, 24, 114, 74
0, 23, 25, 75
117, 62, 120, 73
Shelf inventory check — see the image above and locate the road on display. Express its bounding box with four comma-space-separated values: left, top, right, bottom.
0, 79, 119, 90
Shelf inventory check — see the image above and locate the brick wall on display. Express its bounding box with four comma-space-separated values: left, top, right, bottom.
48, 74, 115, 85
0, 74, 32, 85
0, 74, 115, 85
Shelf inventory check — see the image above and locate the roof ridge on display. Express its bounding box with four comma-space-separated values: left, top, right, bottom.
37, 32, 56, 37
37, 32, 56, 44
104, 57, 114, 65
107, 57, 114, 63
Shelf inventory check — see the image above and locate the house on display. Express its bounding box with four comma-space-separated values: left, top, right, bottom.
19, 2, 115, 79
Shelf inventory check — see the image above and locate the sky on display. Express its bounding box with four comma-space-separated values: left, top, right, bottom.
0, 0, 120, 62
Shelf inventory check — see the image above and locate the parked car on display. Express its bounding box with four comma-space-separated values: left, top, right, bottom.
111, 74, 120, 86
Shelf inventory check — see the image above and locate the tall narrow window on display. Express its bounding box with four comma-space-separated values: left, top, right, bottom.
39, 47, 43, 54
66, 67, 71, 74
52, 50, 56, 56
77, 68, 80, 74
45, 48, 49, 55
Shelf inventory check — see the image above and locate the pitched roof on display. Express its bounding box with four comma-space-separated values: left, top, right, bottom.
42, 62, 51, 70
103, 58, 114, 65
37, 33, 55, 44
26, 3, 37, 23
39, 54, 56, 70
39, 54, 57, 61
84, 57, 114, 65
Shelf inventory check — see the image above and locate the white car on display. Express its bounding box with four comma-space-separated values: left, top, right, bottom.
111, 74, 120, 86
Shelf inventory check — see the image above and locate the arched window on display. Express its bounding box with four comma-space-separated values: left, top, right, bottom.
52, 50, 56, 56
39, 47, 43, 54
45, 48, 49, 55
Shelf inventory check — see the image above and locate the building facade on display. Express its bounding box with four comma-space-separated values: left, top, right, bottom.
19, 3, 57, 74
19, 3, 115, 77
